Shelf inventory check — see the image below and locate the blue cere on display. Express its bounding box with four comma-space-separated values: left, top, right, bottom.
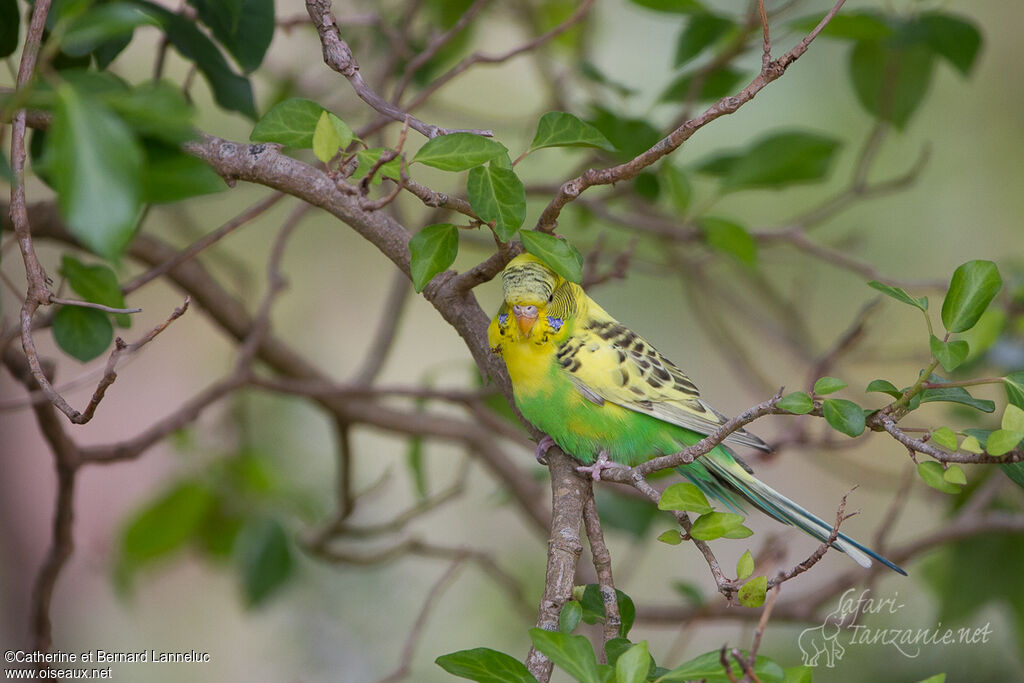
547, 316, 563, 332
499, 313, 508, 326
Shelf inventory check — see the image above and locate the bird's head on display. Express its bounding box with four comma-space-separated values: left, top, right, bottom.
497, 253, 577, 340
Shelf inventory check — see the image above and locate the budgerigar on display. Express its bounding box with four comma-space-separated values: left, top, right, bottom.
487, 253, 904, 574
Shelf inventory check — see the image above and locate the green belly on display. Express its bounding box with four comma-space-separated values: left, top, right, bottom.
514, 369, 691, 466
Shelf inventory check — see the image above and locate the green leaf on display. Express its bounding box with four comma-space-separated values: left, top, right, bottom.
59, 254, 131, 328
586, 106, 661, 161
187, 0, 274, 73
604, 638, 633, 667
721, 524, 753, 539
822, 398, 865, 437
436, 648, 538, 683
920, 375, 995, 413
671, 581, 704, 606
49, 84, 142, 261
699, 217, 756, 267
930, 426, 958, 451
1005, 371, 1024, 410
406, 435, 426, 499
919, 12, 981, 76
633, 172, 660, 202
736, 549, 754, 580
409, 223, 459, 293
921, 533, 1024, 664
790, 10, 892, 42
615, 641, 650, 683
0, 147, 11, 182
250, 98, 325, 147
0, 0, 19, 58
813, 376, 847, 395
777, 391, 813, 414
674, 12, 733, 66
559, 600, 583, 633
136, 1, 256, 118
579, 585, 635, 637
690, 512, 745, 541
104, 81, 198, 145
658, 482, 713, 514
595, 489, 658, 538
520, 231, 583, 284
327, 113, 354, 149
943, 465, 966, 486
657, 530, 683, 545
579, 61, 635, 97
867, 280, 928, 311
117, 481, 215, 580
658, 649, 784, 682
961, 435, 983, 454
929, 335, 969, 373
53, 306, 114, 362
941, 260, 1002, 333
60, 3, 158, 57
1005, 404, 1024, 433
917, 461, 962, 494
849, 37, 934, 129
412, 132, 508, 171
866, 379, 901, 398
529, 111, 615, 152
528, 628, 600, 683
986, 429, 1023, 457
141, 140, 226, 204
352, 148, 403, 186
312, 110, 342, 163
660, 65, 745, 103
738, 575, 767, 608
234, 517, 293, 606
961, 309, 1006, 362
914, 676, 946, 683
661, 165, 692, 213
719, 131, 841, 191
783, 665, 814, 683
467, 163, 526, 241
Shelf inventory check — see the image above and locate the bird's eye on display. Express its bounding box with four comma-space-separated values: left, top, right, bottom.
548, 293, 554, 303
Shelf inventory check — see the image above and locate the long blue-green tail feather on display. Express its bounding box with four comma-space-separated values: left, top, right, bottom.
678, 451, 906, 576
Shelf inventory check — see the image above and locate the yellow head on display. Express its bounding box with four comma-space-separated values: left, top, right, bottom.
490, 253, 581, 349
500, 254, 562, 337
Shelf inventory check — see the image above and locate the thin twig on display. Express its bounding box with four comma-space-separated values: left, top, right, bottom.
401, 0, 595, 114
377, 557, 467, 683
389, 0, 492, 104
534, 0, 848, 233
305, 0, 492, 139
47, 297, 142, 315
353, 269, 412, 385
123, 192, 287, 295
583, 492, 621, 653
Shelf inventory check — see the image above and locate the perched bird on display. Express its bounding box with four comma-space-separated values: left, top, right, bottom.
488, 253, 905, 575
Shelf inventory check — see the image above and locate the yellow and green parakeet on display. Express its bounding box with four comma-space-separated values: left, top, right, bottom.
488, 253, 904, 574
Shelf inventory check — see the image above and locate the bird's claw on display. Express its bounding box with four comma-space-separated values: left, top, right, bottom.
575, 451, 622, 481
535, 435, 555, 464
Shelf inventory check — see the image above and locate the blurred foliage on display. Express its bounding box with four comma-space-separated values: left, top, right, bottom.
4, 0, 1024, 680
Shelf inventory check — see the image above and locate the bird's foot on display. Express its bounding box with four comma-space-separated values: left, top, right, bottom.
576, 451, 623, 481
535, 435, 556, 464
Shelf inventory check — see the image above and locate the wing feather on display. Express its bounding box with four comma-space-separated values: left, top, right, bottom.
559, 301, 771, 453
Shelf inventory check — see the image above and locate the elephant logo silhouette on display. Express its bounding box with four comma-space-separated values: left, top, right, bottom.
798, 601, 847, 667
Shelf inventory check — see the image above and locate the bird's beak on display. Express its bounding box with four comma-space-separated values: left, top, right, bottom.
515, 311, 538, 337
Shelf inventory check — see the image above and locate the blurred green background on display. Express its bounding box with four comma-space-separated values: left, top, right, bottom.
2, 0, 1023, 681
